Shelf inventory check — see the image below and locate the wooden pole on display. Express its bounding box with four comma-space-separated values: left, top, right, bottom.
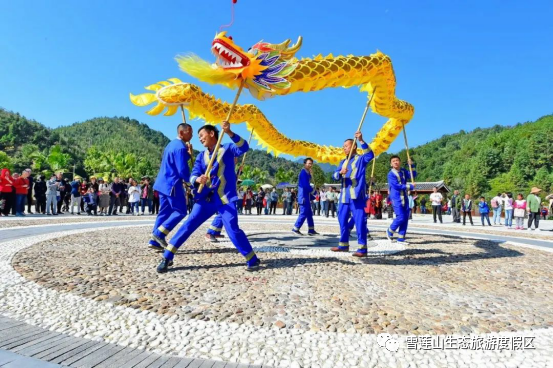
198, 80, 245, 193
236, 128, 255, 185
368, 156, 376, 195
180, 105, 195, 165
343, 87, 377, 168
402, 121, 415, 187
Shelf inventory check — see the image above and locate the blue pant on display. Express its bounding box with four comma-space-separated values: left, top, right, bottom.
389, 203, 410, 242
129, 201, 140, 214
150, 186, 187, 247
505, 209, 513, 227
15, 194, 26, 215
338, 200, 368, 252
481, 213, 492, 226
163, 196, 258, 265
207, 213, 223, 235
293, 202, 315, 233
141, 198, 152, 213
493, 207, 502, 224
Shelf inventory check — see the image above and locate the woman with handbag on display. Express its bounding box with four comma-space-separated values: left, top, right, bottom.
513, 194, 527, 230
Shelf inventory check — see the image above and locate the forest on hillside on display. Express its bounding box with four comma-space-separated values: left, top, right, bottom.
1, 108, 551, 196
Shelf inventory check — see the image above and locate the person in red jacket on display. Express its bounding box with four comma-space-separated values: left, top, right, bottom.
0, 168, 15, 216
14, 169, 31, 216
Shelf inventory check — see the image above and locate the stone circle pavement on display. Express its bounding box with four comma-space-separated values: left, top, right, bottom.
1, 218, 552, 367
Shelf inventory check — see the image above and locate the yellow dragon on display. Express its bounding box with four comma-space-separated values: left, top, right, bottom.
130, 32, 414, 165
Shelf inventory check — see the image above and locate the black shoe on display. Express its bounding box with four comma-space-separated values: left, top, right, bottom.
308, 231, 320, 236
246, 259, 261, 272
292, 229, 303, 235
205, 234, 218, 243
156, 259, 171, 273
151, 234, 168, 247
148, 243, 165, 252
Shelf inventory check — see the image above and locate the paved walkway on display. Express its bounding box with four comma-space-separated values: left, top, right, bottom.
0, 316, 250, 368
0, 216, 551, 367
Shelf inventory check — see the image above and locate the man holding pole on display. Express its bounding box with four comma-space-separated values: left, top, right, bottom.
205, 152, 249, 242
157, 122, 260, 273
149, 123, 194, 251
292, 158, 319, 236
386, 156, 417, 244
331, 132, 375, 257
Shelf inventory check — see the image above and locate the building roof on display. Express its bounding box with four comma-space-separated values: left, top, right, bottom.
377, 180, 451, 193
322, 181, 451, 193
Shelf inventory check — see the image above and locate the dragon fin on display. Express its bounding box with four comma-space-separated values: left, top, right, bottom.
130, 93, 157, 106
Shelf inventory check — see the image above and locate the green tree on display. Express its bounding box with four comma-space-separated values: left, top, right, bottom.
47, 145, 71, 173
274, 167, 296, 184
311, 164, 326, 187
532, 167, 552, 193
0, 151, 13, 170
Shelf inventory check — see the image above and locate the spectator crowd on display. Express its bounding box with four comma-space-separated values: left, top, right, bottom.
1, 167, 551, 232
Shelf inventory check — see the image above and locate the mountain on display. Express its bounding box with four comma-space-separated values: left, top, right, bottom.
367, 114, 553, 196
53, 116, 170, 172
294, 158, 336, 173
1, 107, 552, 196
245, 149, 303, 177
0, 108, 169, 177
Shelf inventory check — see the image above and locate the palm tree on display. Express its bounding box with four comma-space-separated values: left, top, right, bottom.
47, 145, 71, 173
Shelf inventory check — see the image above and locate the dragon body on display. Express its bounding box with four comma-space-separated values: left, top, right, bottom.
130, 33, 414, 165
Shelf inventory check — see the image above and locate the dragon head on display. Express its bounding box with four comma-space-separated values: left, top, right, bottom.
177, 32, 303, 100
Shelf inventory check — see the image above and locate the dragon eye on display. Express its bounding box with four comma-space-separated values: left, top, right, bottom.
228, 36, 233, 40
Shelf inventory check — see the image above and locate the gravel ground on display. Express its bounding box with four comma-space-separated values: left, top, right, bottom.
13, 223, 553, 336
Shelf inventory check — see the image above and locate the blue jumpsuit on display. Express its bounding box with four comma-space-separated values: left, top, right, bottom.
150, 138, 191, 249
162, 134, 259, 266
206, 213, 223, 236
387, 165, 417, 242
333, 142, 374, 253
293, 168, 316, 234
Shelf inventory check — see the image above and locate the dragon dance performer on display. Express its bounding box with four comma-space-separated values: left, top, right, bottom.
292, 158, 319, 236
331, 132, 374, 257
149, 123, 193, 251
386, 156, 417, 244
205, 159, 244, 242
157, 122, 261, 273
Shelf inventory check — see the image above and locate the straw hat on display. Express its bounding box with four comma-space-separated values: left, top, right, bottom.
530, 187, 541, 194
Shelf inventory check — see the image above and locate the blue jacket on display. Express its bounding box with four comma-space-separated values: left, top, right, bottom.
70, 181, 81, 197
297, 168, 313, 205
82, 193, 96, 205
478, 201, 490, 214
388, 165, 417, 208
333, 142, 374, 204
190, 133, 248, 204
153, 138, 191, 196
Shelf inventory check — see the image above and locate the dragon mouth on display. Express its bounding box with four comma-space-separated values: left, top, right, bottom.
212, 39, 250, 69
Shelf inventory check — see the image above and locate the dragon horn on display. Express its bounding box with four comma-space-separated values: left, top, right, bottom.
271, 39, 291, 51
282, 36, 302, 56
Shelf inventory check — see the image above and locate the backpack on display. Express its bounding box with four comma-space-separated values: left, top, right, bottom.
491, 198, 498, 208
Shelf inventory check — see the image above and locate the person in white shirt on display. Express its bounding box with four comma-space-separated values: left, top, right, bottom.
320, 188, 327, 217
127, 179, 141, 215
502, 192, 514, 228
429, 187, 443, 224
491, 193, 503, 225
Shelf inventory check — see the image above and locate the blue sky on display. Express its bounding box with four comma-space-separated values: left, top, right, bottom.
1, 0, 552, 159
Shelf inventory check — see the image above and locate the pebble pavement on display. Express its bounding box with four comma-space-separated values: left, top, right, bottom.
1, 221, 552, 367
